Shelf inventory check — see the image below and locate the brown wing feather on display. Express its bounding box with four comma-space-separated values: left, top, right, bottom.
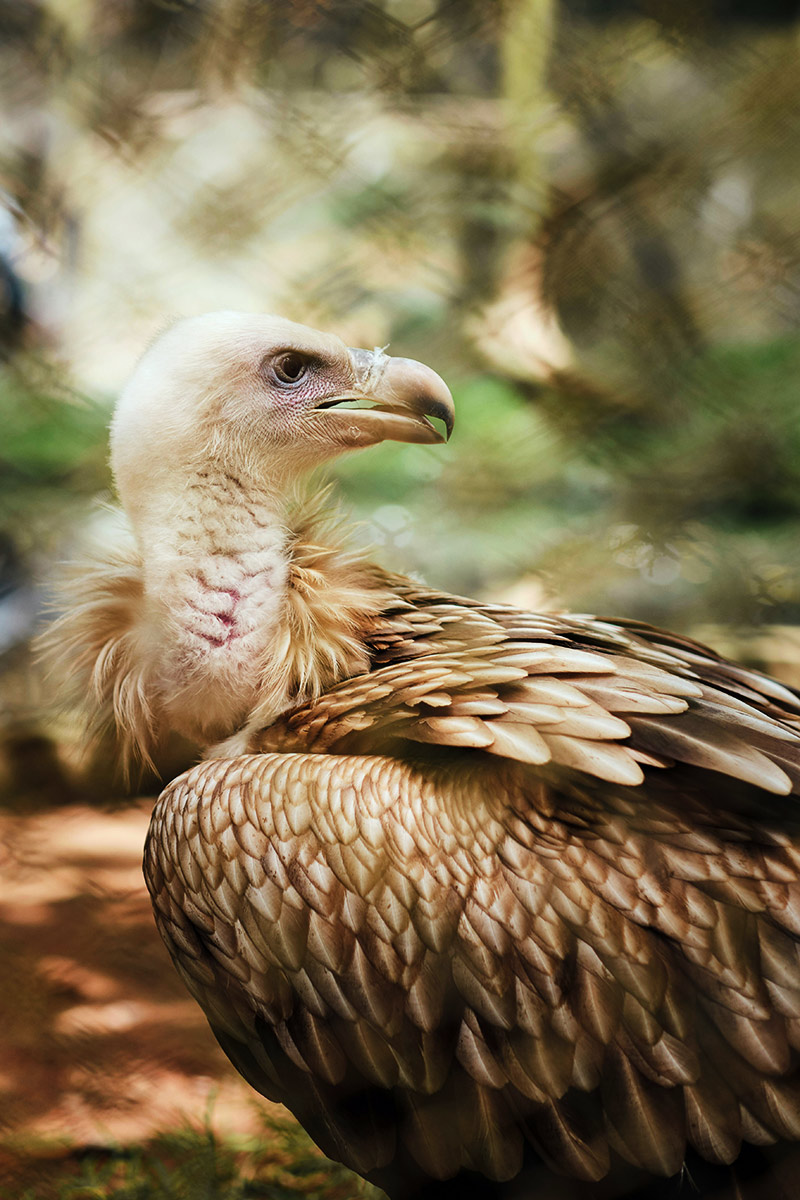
256, 584, 800, 800
145, 673, 800, 1197
144, 584, 800, 1195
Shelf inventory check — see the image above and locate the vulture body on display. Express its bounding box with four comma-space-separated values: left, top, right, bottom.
50, 314, 800, 1199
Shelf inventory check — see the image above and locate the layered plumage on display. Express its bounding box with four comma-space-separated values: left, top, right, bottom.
49, 314, 800, 1199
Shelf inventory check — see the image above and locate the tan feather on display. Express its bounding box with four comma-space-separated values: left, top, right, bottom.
602, 1049, 686, 1175
629, 716, 793, 794
411, 715, 495, 748
520, 1099, 610, 1181
542, 734, 645, 786
403, 1090, 466, 1180
458, 1078, 524, 1181
37, 543, 155, 766
685, 1072, 742, 1164
486, 721, 552, 764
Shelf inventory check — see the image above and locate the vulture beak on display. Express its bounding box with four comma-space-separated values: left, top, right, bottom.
313, 347, 455, 446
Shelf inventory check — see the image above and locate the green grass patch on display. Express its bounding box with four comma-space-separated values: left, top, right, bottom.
2, 1114, 381, 1200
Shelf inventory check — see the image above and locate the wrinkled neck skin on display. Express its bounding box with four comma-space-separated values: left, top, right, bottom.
132, 463, 290, 746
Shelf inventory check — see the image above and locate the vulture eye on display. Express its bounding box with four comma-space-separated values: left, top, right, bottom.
271, 352, 309, 386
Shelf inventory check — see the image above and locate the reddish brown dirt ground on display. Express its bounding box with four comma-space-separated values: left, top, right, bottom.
0, 798, 279, 1148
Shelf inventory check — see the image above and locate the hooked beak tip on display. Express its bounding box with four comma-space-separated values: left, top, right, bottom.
427, 395, 454, 441
351, 349, 455, 444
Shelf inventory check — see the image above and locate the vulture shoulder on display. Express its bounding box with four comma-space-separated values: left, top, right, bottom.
145, 578, 800, 1197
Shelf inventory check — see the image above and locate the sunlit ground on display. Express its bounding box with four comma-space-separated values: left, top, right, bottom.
0, 796, 378, 1199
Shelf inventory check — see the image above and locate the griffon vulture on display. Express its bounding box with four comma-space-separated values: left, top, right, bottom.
48, 313, 800, 1199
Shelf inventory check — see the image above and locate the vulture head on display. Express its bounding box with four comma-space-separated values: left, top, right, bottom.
51, 313, 454, 756
111, 312, 453, 529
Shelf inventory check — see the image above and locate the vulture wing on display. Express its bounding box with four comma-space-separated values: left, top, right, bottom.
145, 580, 800, 1196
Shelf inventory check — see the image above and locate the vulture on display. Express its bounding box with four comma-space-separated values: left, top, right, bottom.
48, 313, 800, 1200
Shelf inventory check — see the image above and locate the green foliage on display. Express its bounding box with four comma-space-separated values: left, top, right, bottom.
6, 1114, 379, 1200
0, 365, 110, 553
333, 335, 800, 627
333, 372, 568, 592
3, 0, 798, 638
538, 336, 800, 625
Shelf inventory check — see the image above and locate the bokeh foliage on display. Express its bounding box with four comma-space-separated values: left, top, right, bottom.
1, 0, 799, 642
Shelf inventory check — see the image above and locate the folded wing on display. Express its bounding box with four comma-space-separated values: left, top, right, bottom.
145, 587, 800, 1194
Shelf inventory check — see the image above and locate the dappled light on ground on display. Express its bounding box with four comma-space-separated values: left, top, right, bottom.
0, 798, 376, 1197
0, 800, 263, 1144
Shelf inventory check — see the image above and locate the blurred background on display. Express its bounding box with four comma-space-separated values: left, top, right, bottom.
2, 0, 800, 1196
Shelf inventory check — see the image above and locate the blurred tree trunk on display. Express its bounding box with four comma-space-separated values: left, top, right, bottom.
503, 0, 557, 234
450, 0, 556, 316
